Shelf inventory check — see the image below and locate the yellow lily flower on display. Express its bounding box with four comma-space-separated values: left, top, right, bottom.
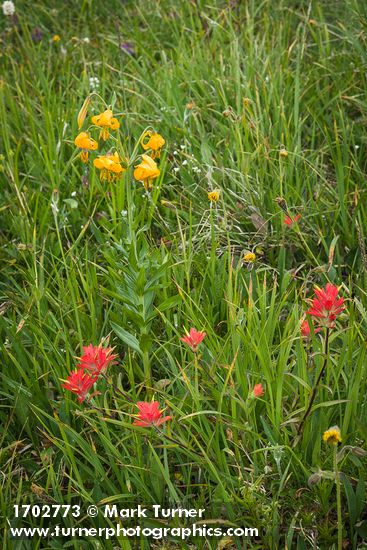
134, 154, 160, 189
141, 131, 165, 159
91, 109, 120, 141
74, 132, 98, 163
93, 152, 125, 182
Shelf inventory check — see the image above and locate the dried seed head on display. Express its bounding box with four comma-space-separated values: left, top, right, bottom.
275, 197, 288, 213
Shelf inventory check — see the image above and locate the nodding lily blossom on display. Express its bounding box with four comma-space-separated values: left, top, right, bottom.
283, 214, 301, 226
93, 153, 125, 182
74, 132, 98, 163
252, 383, 264, 398
306, 283, 345, 328
133, 154, 160, 190
180, 328, 206, 352
301, 319, 321, 338
323, 426, 342, 445
62, 370, 97, 403
77, 344, 117, 376
91, 109, 120, 140
141, 131, 165, 159
208, 190, 220, 202
132, 401, 172, 427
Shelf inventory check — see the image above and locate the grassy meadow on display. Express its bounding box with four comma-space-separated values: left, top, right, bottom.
1, 0, 367, 548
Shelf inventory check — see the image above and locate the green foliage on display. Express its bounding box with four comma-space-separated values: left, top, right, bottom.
0, 0, 367, 548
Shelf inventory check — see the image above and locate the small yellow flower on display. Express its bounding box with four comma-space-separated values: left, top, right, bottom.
141, 131, 165, 159
93, 152, 125, 182
91, 109, 120, 141
134, 154, 160, 190
208, 190, 220, 202
280, 148, 288, 158
186, 102, 195, 110
243, 252, 256, 263
323, 426, 342, 445
74, 132, 98, 163
52, 35, 61, 42
243, 97, 251, 108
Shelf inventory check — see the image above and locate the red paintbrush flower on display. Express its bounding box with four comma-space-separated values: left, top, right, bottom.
283, 213, 301, 226
306, 283, 345, 328
180, 328, 206, 352
62, 370, 97, 402
77, 344, 117, 376
300, 319, 321, 338
252, 383, 264, 398
132, 401, 172, 427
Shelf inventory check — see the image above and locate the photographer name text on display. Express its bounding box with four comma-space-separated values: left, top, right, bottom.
104, 505, 206, 519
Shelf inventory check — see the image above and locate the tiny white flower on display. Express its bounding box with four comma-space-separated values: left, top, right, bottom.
71, 191, 77, 197
355, 145, 360, 150
173, 167, 179, 173
83, 37, 90, 43
2, 1, 15, 16
182, 160, 188, 166
180, 144, 186, 150
173, 150, 178, 156
89, 76, 100, 91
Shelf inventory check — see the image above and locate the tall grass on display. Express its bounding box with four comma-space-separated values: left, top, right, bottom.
1, 0, 367, 548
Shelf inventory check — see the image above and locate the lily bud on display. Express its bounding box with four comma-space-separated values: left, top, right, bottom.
77, 95, 91, 129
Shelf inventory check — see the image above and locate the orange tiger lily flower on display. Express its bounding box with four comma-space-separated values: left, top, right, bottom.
93, 152, 125, 182
74, 132, 98, 163
133, 154, 160, 189
141, 131, 165, 159
91, 109, 120, 140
